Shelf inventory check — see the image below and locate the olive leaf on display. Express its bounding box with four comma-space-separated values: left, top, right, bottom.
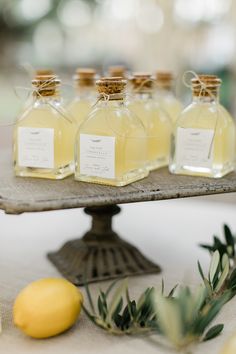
198, 251, 232, 297
82, 224, 236, 352
152, 286, 229, 351
209, 251, 220, 283
203, 324, 224, 341
82, 279, 168, 334
200, 224, 236, 263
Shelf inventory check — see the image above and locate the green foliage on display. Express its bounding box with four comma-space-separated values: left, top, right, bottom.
203, 324, 224, 341
197, 251, 231, 298
200, 224, 236, 261
153, 286, 229, 350
83, 224, 236, 351
82, 279, 173, 334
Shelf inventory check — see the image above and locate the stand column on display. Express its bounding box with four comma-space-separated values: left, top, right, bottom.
48, 205, 161, 285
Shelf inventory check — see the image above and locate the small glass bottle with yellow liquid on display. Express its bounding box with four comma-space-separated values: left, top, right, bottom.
128, 73, 172, 171
14, 74, 74, 179
155, 71, 183, 124
68, 68, 97, 128
169, 74, 236, 178
74, 77, 148, 186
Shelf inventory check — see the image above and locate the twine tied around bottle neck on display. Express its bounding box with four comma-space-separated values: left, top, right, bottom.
92, 92, 125, 108
130, 73, 154, 94
131, 74, 174, 95
182, 70, 221, 100
92, 77, 127, 107
14, 75, 73, 124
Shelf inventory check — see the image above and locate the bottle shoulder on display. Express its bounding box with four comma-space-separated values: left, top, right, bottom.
16, 101, 73, 126
175, 102, 235, 129
78, 103, 146, 137
129, 97, 170, 116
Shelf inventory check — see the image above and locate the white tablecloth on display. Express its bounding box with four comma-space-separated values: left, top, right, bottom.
0, 195, 236, 354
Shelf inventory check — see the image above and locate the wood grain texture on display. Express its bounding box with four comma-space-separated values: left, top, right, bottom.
1, 150, 236, 214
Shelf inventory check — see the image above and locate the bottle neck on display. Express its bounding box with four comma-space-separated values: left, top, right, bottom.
191, 84, 220, 104
156, 86, 174, 96
97, 97, 125, 108
32, 94, 61, 106
192, 93, 219, 104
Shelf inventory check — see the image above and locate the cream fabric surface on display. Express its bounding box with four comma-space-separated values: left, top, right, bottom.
0, 197, 236, 354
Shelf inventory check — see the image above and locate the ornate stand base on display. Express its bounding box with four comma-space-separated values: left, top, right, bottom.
47, 205, 161, 285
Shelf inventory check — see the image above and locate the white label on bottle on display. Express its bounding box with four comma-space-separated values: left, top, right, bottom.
18, 127, 54, 168
80, 134, 115, 179
176, 128, 214, 168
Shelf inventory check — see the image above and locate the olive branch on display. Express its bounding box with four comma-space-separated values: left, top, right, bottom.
82, 224, 236, 352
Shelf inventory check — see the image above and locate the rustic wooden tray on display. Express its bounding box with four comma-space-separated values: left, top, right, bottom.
2, 149, 236, 285
1, 150, 236, 215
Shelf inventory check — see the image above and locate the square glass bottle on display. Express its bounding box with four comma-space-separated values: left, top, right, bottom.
155, 71, 183, 124
74, 77, 148, 186
128, 73, 172, 171
14, 75, 74, 179
67, 68, 97, 129
169, 75, 236, 178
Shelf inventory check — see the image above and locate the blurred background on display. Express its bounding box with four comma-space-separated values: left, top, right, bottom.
0, 0, 235, 125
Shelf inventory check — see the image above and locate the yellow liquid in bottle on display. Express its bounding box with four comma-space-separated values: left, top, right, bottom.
68, 99, 92, 128
129, 98, 172, 171
157, 93, 182, 124
75, 101, 148, 186
170, 101, 236, 178
14, 102, 74, 179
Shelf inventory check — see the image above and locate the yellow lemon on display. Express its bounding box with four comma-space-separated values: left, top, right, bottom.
13, 278, 83, 339
220, 334, 236, 354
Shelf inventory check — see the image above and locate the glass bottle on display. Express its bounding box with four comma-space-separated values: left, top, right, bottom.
128, 73, 172, 171
14, 75, 74, 179
68, 68, 97, 128
169, 75, 236, 178
75, 77, 148, 186
155, 71, 182, 124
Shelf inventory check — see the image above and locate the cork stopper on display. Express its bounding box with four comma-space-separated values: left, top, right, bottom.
156, 71, 174, 89
35, 69, 55, 78
130, 73, 153, 92
74, 68, 97, 87
32, 75, 60, 97
96, 77, 127, 98
191, 74, 221, 97
108, 65, 126, 78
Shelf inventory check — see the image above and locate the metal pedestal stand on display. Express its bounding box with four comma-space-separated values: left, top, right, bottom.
48, 205, 161, 285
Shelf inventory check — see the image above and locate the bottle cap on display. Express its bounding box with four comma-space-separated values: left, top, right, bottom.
156, 71, 174, 89
32, 75, 60, 96
130, 73, 153, 91
108, 65, 126, 78
35, 69, 55, 78
74, 68, 97, 87
96, 77, 127, 96
191, 75, 221, 97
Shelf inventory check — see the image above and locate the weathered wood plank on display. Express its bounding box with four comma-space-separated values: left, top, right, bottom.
1, 150, 236, 214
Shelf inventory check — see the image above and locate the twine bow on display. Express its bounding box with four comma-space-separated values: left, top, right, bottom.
182, 70, 219, 99
92, 92, 125, 108
13, 65, 73, 125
